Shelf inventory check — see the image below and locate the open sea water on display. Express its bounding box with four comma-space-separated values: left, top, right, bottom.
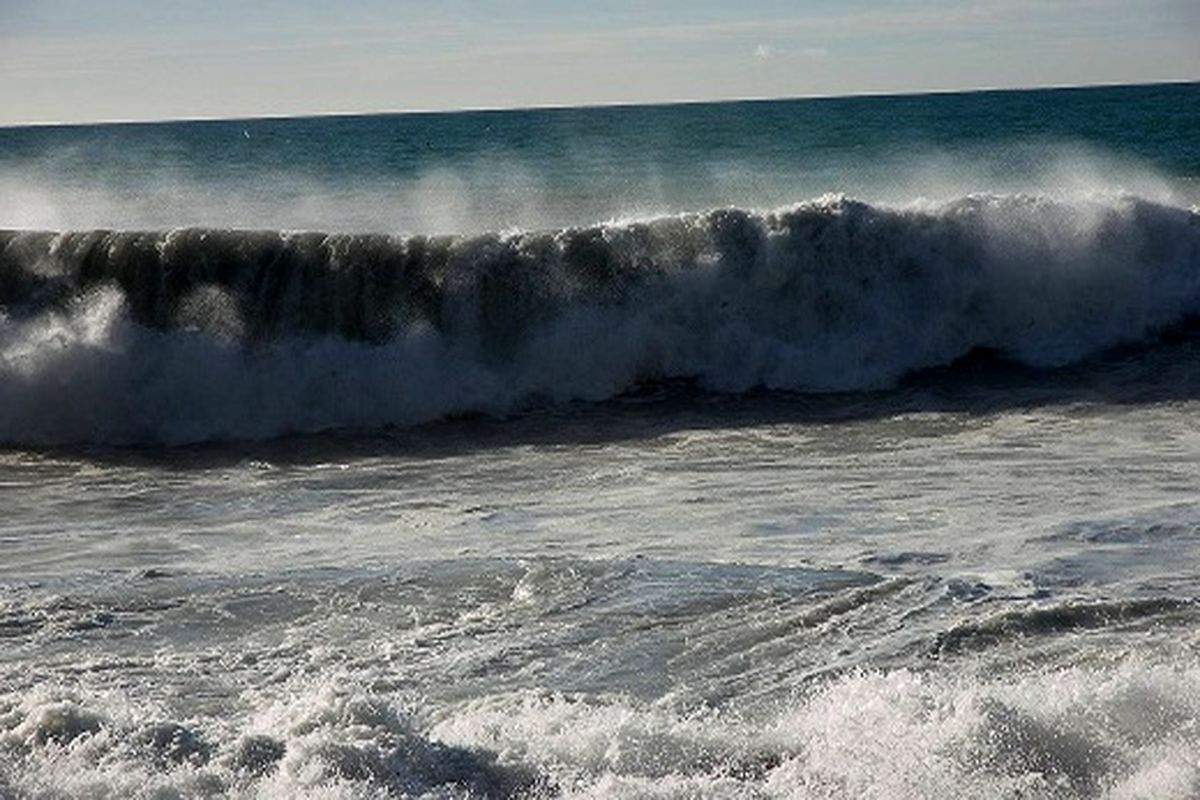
1, 82, 1200, 798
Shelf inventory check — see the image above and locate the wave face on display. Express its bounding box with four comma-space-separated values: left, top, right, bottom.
1, 193, 1198, 445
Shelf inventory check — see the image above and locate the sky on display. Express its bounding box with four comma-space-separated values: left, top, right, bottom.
1, 0, 1198, 125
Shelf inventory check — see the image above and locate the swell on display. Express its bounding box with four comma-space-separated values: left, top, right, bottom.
1, 193, 1198, 445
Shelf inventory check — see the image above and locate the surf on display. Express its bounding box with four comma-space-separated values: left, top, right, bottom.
1, 192, 1197, 445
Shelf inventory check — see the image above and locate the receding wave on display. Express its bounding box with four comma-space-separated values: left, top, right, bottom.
1, 193, 1198, 445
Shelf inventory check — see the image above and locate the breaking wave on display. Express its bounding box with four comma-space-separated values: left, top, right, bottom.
1, 192, 1198, 445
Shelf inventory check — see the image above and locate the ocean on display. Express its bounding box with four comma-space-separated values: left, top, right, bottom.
0, 81, 1199, 798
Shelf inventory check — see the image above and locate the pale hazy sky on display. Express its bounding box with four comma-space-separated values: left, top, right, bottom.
1, 0, 1198, 125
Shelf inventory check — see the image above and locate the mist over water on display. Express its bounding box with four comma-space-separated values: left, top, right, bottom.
0, 141, 1192, 235
2, 83, 1197, 234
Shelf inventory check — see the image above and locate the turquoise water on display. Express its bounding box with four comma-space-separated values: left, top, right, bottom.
2, 83, 1200, 798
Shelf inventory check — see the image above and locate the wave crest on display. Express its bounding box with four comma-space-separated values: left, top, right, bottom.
1, 193, 1198, 445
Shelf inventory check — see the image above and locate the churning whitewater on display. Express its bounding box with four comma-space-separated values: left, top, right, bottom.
2, 193, 1198, 445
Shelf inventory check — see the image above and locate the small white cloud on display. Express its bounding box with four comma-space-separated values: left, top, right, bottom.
754, 43, 828, 61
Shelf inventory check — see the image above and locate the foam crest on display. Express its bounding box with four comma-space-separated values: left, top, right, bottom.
1, 192, 1198, 445
3, 658, 1199, 798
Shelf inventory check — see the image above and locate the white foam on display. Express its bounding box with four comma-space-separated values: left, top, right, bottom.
6, 658, 1196, 798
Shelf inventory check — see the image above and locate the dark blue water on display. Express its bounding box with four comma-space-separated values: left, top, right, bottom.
2, 82, 1197, 233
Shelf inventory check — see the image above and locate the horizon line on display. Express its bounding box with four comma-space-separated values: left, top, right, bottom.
3, 77, 1197, 131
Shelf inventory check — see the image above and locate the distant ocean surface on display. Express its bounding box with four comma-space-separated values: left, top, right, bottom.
1, 82, 1200, 798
